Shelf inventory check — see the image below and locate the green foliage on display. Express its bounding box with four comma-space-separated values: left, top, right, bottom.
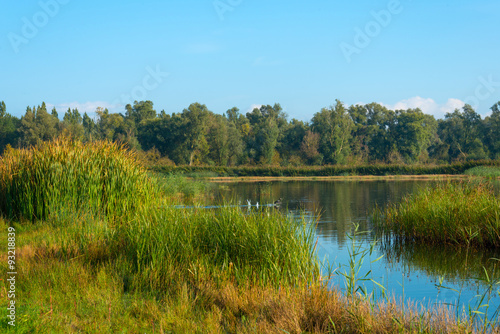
62, 107, 84, 140
392, 109, 437, 162
464, 166, 500, 178
484, 104, 500, 158
7, 99, 500, 168
375, 182, 500, 248
18, 102, 59, 147
181, 102, 211, 165
312, 100, 354, 164
0, 101, 20, 153
123, 206, 319, 290
125, 100, 156, 125
152, 160, 500, 177
246, 104, 286, 164
0, 137, 157, 221
438, 105, 489, 161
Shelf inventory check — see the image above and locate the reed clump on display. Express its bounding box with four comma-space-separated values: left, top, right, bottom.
123, 206, 319, 291
3, 139, 499, 332
152, 160, 500, 177
0, 137, 157, 221
465, 166, 500, 178
376, 181, 500, 248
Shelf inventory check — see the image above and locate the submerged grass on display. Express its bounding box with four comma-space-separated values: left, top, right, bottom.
375, 181, 500, 248
153, 172, 215, 203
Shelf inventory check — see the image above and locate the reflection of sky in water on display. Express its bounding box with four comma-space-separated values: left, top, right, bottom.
216, 180, 500, 320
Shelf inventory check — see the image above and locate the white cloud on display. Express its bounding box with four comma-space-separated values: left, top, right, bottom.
247, 104, 262, 113
383, 96, 465, 119
47, 101, 118, 118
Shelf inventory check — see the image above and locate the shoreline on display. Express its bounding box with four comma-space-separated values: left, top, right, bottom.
203, 174, 472, 183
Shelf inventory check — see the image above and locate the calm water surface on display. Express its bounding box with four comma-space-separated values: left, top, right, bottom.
215, 180, 500, 317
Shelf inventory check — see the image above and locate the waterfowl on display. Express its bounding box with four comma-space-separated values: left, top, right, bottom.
274, 198, 282, 206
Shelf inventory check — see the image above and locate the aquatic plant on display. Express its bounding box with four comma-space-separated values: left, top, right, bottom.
465, 166, 500, 178
375, 181, 500, 248
0, 137, 158, 221
152, 160, 500, 177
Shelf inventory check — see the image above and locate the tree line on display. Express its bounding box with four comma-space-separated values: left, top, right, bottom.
1, 99, 499, 166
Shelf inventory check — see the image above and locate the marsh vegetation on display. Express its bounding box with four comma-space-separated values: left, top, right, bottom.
1, 138, 499, 333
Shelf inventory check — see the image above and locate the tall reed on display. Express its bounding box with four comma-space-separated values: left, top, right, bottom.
465, 166, 500, 178
375, 181, 500, 248
122, 206, 319, 291
0, 137, 158, 221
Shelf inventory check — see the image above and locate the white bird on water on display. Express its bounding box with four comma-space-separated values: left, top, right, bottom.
247, 199, 251, 207
256, 202, 259, 209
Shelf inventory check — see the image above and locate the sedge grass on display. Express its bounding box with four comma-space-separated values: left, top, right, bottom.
465, 166, 500, 178
375, 181, 500, 248
0, 137, 158, 221
2, 210, 499, 332
2, 139, 500, 332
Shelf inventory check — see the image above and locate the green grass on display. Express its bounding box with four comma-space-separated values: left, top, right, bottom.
1, 215, 487, 333
375, 181, 500, 248
151, 160, 500, 177
0, 137, 158, 221
2, 139, 499, 333
465, 166, 500, 178
124, 206, 319, 290
153, 172, 215, 202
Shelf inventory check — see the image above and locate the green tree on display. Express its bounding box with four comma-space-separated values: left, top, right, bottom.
438, 105, 488, 161
207, 114, 229, 166
483, 101, 500, 158
281, 119, 308, 162
96, 107, 126, 142
364, 103, 395, 162
62, 108, 84, 140
348, 104, 368, 162
391, 109, 437, 162
181, 103, 210, 165
0, 102, 20, 152
300, 130, 322, 164
51, 107, 59, 119
246, 104, 286, 164
312, 100, 354, 164
18, 102, 58, 147
225, 107, 246, 165
125, 100, 156, 125
82, 112, 98, 141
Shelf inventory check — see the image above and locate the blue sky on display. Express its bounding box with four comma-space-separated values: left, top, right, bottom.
1, 0, 499, 121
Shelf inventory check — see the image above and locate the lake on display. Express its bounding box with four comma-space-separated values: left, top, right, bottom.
214, 179, 500, 318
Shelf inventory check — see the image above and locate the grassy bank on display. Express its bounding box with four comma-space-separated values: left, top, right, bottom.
465, 166, 500, 178
1, 139, 498, 333
375, 181, 500, 248
0, 218, 484, 333
151, 160, 500, 177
